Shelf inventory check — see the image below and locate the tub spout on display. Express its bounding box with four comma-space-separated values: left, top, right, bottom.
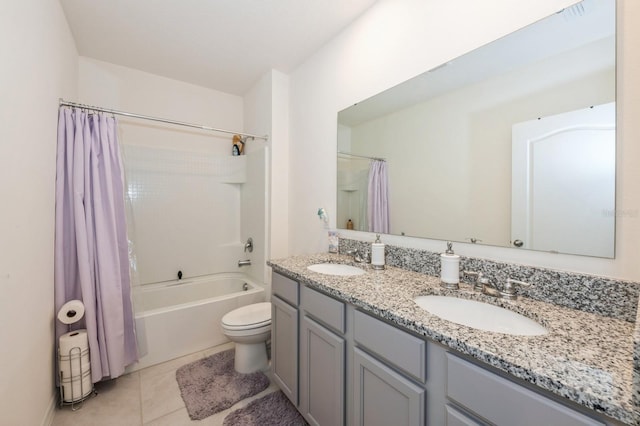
238, 259, 252, 267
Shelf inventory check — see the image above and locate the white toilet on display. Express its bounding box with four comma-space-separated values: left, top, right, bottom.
221, 302, 272, 374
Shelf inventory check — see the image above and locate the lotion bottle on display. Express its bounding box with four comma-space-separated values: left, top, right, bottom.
371, 234, 385, 270
440, 241, 460, 289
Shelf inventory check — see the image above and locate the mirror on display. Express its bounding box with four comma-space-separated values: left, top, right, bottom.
337, 0, 616, 257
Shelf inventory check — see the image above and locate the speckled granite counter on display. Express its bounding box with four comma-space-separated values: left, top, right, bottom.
268, 253, 639, 425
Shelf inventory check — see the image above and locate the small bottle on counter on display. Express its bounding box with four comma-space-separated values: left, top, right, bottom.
440, 241, 460, 289
346, 219, 354, 230
371, 234, 385, 270
328, 230, 339, 253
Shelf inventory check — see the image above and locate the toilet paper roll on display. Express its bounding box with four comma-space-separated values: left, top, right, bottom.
61, 369, 92, 402
57, 299, 85, 325
59, 349, 90, 379
59, 329, 89, 355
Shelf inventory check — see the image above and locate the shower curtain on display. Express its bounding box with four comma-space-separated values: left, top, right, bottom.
54, 107, 138, 383
367, 160, 390, 233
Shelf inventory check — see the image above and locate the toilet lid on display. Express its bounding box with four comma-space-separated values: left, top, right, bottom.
222, 302, 271, 328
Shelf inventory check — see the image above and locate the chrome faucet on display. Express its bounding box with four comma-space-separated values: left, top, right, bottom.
464, 271, 531, 299
346, 248, 369, 263
463, 270, 484, 291
238, 259, 252, 267
500, 279, 530, 300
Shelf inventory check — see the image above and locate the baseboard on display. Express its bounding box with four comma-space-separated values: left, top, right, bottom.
41, 392, 57, 426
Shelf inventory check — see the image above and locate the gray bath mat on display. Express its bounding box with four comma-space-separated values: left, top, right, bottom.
175, 349, 270, 420
223, 390, 308, 426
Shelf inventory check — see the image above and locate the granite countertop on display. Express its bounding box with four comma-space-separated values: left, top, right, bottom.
268, 253, 638, 425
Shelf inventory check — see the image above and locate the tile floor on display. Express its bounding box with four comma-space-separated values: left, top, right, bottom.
52, 342, 280, 426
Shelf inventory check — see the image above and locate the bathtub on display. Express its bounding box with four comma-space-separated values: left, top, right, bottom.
127, 273, 265, 372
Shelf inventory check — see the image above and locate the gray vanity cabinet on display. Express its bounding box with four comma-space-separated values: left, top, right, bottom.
353, 310, 436, 426
270, 271, 614, 426
353, 347, 425, 426
300, 315, 345, 425
271, 273, 300, 406
446, 354, 606, 426
299, 285, 346, 426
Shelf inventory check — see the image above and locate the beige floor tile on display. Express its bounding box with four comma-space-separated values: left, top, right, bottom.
52, 372, 142, 426
140, 368, 185, 423
51, 342, 277, 426
143, 407, 193, 426
138, 351, 203, 381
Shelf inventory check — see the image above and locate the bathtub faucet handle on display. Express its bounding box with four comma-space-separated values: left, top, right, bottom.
244, 238, 253, 253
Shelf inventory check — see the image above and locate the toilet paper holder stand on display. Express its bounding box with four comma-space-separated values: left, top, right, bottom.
58, 343, 96, 410
57, 298, 96, 410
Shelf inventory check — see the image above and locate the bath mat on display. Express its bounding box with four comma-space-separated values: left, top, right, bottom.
223, 390, 308, 426
175, 349, 270, 420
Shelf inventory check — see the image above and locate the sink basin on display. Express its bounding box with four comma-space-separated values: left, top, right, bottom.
414, 295, 548, 336
307, 263, 365, 276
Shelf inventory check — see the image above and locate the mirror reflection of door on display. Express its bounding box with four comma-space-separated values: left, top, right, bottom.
511, 102, 615, 257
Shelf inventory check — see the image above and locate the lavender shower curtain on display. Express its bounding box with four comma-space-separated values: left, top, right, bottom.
367, 160, 390, 233
54, 108, 138, 383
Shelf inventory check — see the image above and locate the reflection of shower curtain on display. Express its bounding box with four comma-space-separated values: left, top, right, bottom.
367, 160, 390, 233
55, 108, 138, 383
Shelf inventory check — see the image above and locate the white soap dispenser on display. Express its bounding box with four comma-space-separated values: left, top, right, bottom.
440, 241, 460, 289
371, 234, 385, 270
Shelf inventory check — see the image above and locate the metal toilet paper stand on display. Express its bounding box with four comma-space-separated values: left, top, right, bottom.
57, 300, 97, 410
58, 344, 95, 410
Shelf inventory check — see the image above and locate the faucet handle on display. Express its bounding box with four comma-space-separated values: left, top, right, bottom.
463, 270, 484, 291
500, 279, 530, 300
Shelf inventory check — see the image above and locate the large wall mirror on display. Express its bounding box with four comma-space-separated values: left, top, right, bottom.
337, 0, 616, 258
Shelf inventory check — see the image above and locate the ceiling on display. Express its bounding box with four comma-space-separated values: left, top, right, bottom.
59, 0, 378, 95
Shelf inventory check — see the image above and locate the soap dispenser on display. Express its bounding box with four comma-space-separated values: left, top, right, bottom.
371, 234, 385, 270
440, 241, 460, 289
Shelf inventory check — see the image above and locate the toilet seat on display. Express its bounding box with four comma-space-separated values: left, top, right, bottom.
221, 302, 271, 331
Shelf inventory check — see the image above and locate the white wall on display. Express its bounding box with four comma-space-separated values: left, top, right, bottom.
244, 70, 291, 288
0, 1, 78, 424
289, 0, 640, 281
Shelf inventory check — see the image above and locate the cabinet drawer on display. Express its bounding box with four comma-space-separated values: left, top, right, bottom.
272, 272, 299, 306
446, 354, 604, 426
301, 285, 345, 334
354, 310, 426, 383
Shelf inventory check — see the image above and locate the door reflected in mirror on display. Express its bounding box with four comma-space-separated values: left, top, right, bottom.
337, 0, 615, 258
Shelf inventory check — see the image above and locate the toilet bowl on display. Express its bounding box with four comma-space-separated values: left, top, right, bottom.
221, 302, 272, 374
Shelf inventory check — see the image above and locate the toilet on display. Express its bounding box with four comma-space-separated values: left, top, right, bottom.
221, 302, 272, 374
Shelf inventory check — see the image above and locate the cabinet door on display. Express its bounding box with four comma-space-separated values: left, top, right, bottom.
353, 348, 425, 426
271, 295, 299, 405
300, 316, 345, 426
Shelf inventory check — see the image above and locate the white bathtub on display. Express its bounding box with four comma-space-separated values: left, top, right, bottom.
127, 273, 265, 372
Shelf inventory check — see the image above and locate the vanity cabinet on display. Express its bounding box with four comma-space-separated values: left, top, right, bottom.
299, 285, 346, 426
271, 273, 299, 405
270, 271, 615, 426
446, 354, 605, 426
353, 309, 427, 425
272, 272, 346, 426
353, 347, 425, 426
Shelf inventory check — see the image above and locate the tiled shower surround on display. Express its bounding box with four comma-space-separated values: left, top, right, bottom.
339, 238, 640, 323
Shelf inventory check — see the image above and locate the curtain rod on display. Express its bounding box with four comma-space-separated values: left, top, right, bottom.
59, 98, 269, 141
337, 151, 385, 162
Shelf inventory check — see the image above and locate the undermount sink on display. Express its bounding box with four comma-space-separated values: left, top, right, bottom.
414, 295, 548, 336
307, 263, 365, 276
